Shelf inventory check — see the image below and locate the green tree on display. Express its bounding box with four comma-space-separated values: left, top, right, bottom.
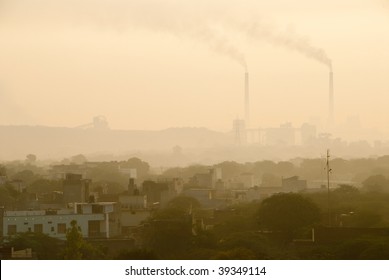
140, 197, 199, 258
70, 154, 87, 164
25, 154, 37, 164
347, 211, 382, 228
218, 231, 268, 259
252, 160, 277, 175
213, 203, 260, 238
166, 196, 201, 211
299, 158, 325, 181
211, 248, 257, 260
122, 157, 150, 179
63, 220, 84, 259
7, 232, 62, 259
362, 175, 388, 193
0, 164, 6, 176
142, 218, 192, 259
87, 162, 128, 189
162, 164, 208, 180
115, 249, 158, 260
63, 220, 105, 259
333, 184, 359, 195
360, 243, 389, 260
0, 184, 19, 209
11, 169, 38, 185
257, 193, 320, 242
336, 238, 389, 260
275, 161, 295, 176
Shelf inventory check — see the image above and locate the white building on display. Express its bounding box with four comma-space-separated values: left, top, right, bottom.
119, 195, 147, 210
1, 202, 120, 240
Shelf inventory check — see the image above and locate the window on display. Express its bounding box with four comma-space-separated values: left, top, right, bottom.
34, 224, 43, 233
7, 225, 17, 235
88, 220, 100, 237
92, 204, 103, 214
57, 223, 66, 234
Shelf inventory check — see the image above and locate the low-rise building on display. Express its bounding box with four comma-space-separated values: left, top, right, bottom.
282, 176, 307, 192
63, 173, 91, 204
1, 202, 120, 240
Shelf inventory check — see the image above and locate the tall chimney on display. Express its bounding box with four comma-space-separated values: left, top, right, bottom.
245, 71, 250, 128
329, 70, 334, 127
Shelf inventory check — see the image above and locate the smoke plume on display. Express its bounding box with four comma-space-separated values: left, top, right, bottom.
0, 0, 247, 69
1, 1, 335, 71
186, 26, 247, 70
231, 20, 332, 69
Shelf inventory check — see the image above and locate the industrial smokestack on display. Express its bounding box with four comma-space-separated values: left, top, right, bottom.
329, 67, 334, 127
245, 71, 250, 128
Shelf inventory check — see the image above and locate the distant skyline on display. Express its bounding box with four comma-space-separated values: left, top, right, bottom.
0, 0, 388, 138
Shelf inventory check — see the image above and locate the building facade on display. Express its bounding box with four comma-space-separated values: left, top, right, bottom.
1, 202, 120, 240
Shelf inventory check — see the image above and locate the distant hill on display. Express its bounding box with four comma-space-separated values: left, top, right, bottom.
0, 125, 232, 160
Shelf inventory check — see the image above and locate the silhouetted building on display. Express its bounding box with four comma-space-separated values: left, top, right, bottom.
170, 177, 185, 194
142, 180, 170, 207
214, 179, 225, 190
119, 177, 146, 211
233, 119, 246, 145
239, 172, 254, 189
189, 169, 219, 189
182, 189, 216, 208
127, 178, 139, 195
93, 115, 109, 130
192, 208, 215, 234
282, 176, 307, 191
8, 180, 26, 193
265, 122, 295, 146
50, 164, 87, 179
63, 173, 90, 204
36, 191, 64, 211
119, 178, 150, 236
300, 123, 317, 145
189, 173, 212, 188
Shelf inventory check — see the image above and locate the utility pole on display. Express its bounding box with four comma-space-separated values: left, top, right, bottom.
326, 149, 332, 227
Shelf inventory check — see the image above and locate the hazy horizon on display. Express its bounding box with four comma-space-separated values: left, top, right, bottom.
3, 1, 389, 264
1, 0, 389, 137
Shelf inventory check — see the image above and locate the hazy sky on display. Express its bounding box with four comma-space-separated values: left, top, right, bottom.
0, 0, 388, 134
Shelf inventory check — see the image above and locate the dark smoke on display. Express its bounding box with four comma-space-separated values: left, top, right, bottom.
231, 20, 332, 69
1, 0, 247, 69
189, 26, 247, 69
2, 0, 335, 70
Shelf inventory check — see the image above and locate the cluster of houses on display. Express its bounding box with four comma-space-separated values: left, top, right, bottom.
0, 165, 309, 241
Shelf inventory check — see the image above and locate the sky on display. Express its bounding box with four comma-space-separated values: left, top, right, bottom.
0, 0, 388, 136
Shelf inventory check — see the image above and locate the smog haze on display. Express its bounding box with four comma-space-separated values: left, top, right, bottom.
0, 0, 389, 161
